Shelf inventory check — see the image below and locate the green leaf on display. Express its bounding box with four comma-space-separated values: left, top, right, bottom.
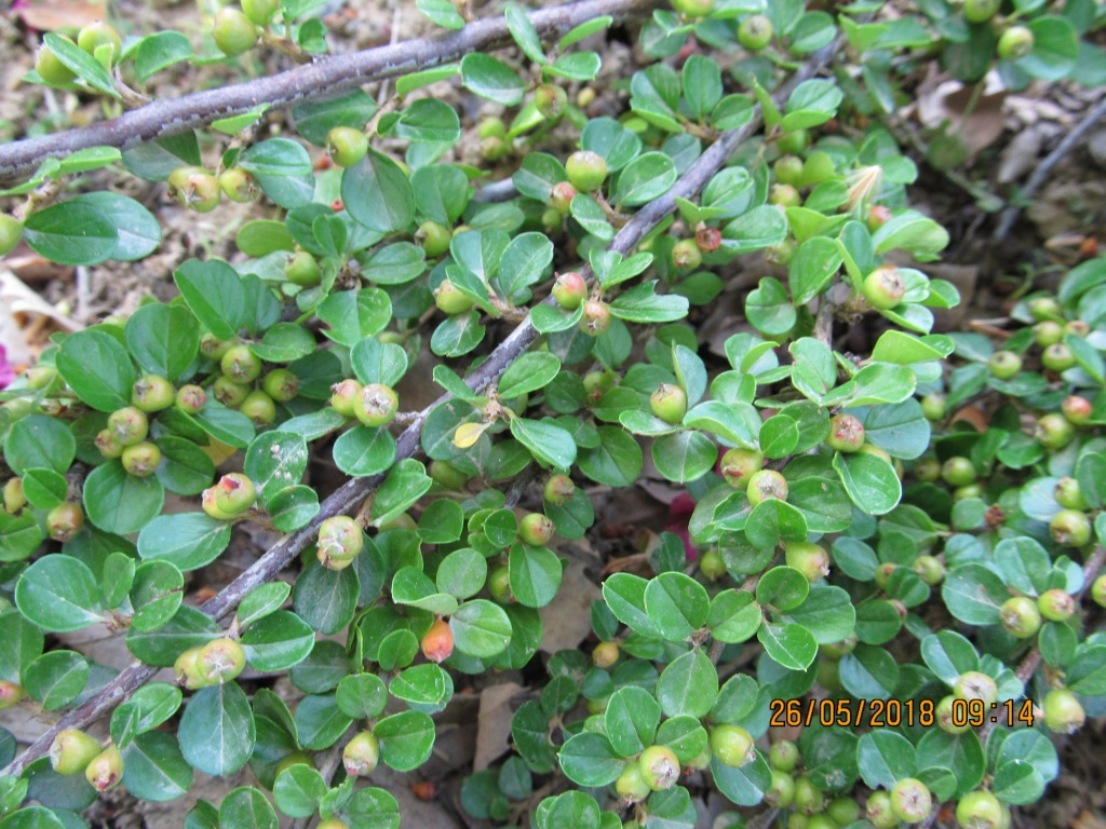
644, 572, 709, 641
707, 590, 763, 644
557, 733, 624, 787
508, 544, 563, 608
122, 732, 192, 802
831, 450, 902, 516
134, 31, 192, 81
682, 54, 722, 121
333, 426, 396, 478
656, 650, 718, 718
451, 600, 512, 658
505, 3, 546, 63
293, 561, 359, 635
917, 730, 985, 798
138, 513, 232, 572
317, 288, 392, 345
857, 731, 916, 789
342, 150, 415, 233
178, 682, 255, 776
789, 236, 843, 304
579, 426, 643, 487
604, 686, 660, 757
758, 622, 818, 670
652, 431, 716, 483
756, 566, 809, 611
371, 459, 433, 527
839, 644, 899, 699
779, 585, 856, 645
154, 437, 215, 497
941, 564, 1007, 625
1021, 16, 1079, 81
244, 431, 309, 505
15, 556, 103, 632
125, 303, 200, 381
111, 683, 182, 747
711, 754, 772, 807
56, 329, 135, 412
83, 460, 164, 535
174, 259, 247, 341
274, 764, 326, 818
375, 710, 435, 771
499, 352, 562, 399
609, 280, 689, 323
43, 33, 120, 97
781, 79, 843, 131
336, 673, 388, 720
74, 192, 161, 261
219, 787, 278, 829
130, 560, 185, 632
24, 650, 88, 710
4, 414, 75, 476
510, 418, 577, 471
421, 501, 466, 547
241, 611, 315, 672
461, 54, 525, 106
294, 693, 352, 749
613, 152, 677, 207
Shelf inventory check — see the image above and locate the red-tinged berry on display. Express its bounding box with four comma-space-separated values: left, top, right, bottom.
638, 745, 680, 791
434, 279, 474, 315
416, 221, 452, 257
963, 0, 999, 23
95, 429, 124, 460
108, 406, 149, 447
1055, 477, 1088, 510
355, 384, 399, 427
262, 369, 299, 403
650, 383, 687, 424
867, 204, 892, 231
329, 379, 363, 418
709, 724, 755, 768
544, 474, 576, 505
552, 271, 588, 310
615, 761, 651, 802
1043, 688, 1085, 734
205, 473, 256, 518
218, 167, 258, 203
1050, 508, 1092, 547
0, 214, 22, 256
284, 250, 320, 287
0, 680, 23, 710
535, 83, 568, 119
550, 181, 577, 213
738, 13, 773, 50
35, 39, 78, 85
671, 238, 702, 270
774, 155, 803, 186
1062, 395, 1093, 425
47, 502, 84, 542
941, 456, 976, 487
867, 790, 897, 829
583, 370, 616, 402
746, 469, 788, 505
988, 350, 1022, 380
199, 638, 246, 684
784, 541, 830, 583
719, 448, 764, 489
131, 374, 175, 412
1067, 320, 1090, 337
765, 769, 795, 808
50, 728, 103, 775
221, 344, 262, 384
421, 618, 454, 663
593, 641, 619, 669
914, 555, 945, 586
3, 478, 26, 515
695, 225, 722, 252
956, 790, 1005, 829
825, 413, 865, 452
998, 25, 1034, 60
565, 150, 608, 194
239, 390, 277, 426
1038, 589, 1075, 622
316, 515, 364, 570
327, 126, 368, 168
122, 442, 161, 478
1041, 343, 1075, 372
769, 183, 800, 207
874, 562, 898, 590
954, 671, 998, 705
85, 745, 123, 792
581, 300, 612, 337
174, 646, 210, 690
487, 565, 512, 603
768, 740, 799, 772
342, 731, 380, 777
212, 376, 250, 408
213, 7, 258, 56
863, 266, 906, 310
77, 21, 122, 64
519, 512, 555, 546
793, 776, 824, 814
999, 596, 1041, 639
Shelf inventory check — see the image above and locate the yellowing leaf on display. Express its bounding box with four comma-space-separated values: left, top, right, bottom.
453, 422, 488, 449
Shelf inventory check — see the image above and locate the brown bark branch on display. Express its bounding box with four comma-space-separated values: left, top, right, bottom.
0, 0, 654, 183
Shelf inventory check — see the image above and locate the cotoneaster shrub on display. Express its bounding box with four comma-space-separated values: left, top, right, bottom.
0, 0, 1105, 828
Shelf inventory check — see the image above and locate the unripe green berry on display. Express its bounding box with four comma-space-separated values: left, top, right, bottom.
108, 406, 149, 447
421, 618, 454, 663
284, 250, 321, 287
121, 442, 161, 478
1092, 574, 1106, 608
1067, 319, 1090, 337
275, 751, 313, 776
866, 204, 892, 231
519, 512, 555, 546
914, 457, 941, 483
615, 761, 651, 802
429, 460, 469, 491
241, 0, 279, 26
355, 383, 399, 427
779, 129, 809, 154
593, 641, 619, 669
768, 740, 798, 772
565, 150, 608, 194
709, 724, 755, 768
999, 596, 1041, 639
212, 376, 250, 408
169, 167, 221, 212
1055, 477, 1088, 510
552, 271, 588, 310
416, 221, 452, 257
863, 266, 906, 310
77, 21, 123, 65
1050, 508, 1092, 547
131, 374, 175, 413
213, 8, 259, 57
988, 350, 1022, 380
699, 549, 726, 580
199, 637, 247, 684
239, 390, 277, 426
1061, 395, 1093, 425
827, 796, 862, 825
720, 448, 764, 489
1034, 320, 1064, 347
1041, 343, 1075, 372
218, 167, 259, 203
956, 790, 1004, 829
434, 279, 475, 315
1037, 412, 1075, 450
262, 369, 299, 403
866, 790, 897, 829
583, 370, 616, 402
650, 383, 687, 424
174, 646, 210, 690
793, 776, 823, 815
200, 333, 236, 361
773, 155, 804, 186
936, 694, 970, 734
806, 817, 836, 829
1029, 296, 1062, 321
638, 745, 680, 791
765, 769, 795, 808
221, 344, 262, 384
477, 117, 507, 140
327, 126, 369, 168
825, 412, 865, 452
488, 565, 512, 603
581, 300, 612, 337
998, 25, 1034, 60
671, 0, 714, 19
481, 136, 510, 161
746, 469, 788, 505
784, 541, 830, 583
543, 474, 576, 505
50, 728, 103, 776
26, 365, 58, 390
95, 429, 124, 460
47, 502, 84, 542
534, 83, 568, 119
914, 555, 945, 586
329, 379, 363, 418
317, 820, 349, 829
35, 39, 78, 85
342, 731, 380, 776
738, 14, 773, 50
316, 515, 364, 570
1043, 688, 1085, 734
1038, 589, 1075, 622
769, 183, 800, 207
670, 238, 702, 270
874, 562, 899, 590
3, 478, 26, 515
954, 671, 998, 705
963, 0, 999, 23
85, 745, 123, 792
921, 393, 947, 421
941, 456, 976, 487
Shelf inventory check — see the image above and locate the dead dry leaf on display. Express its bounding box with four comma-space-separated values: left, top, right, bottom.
15, 0, 107, 32
539, 558, 600, 654
473, 681, 525, 772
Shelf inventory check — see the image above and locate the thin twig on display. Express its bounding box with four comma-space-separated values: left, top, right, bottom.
0, 0, 654, 183
993, 95, 1106, 241
0, 35, 841, 781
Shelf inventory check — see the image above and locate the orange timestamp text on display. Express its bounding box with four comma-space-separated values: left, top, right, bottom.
768, 697, 1037, 729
